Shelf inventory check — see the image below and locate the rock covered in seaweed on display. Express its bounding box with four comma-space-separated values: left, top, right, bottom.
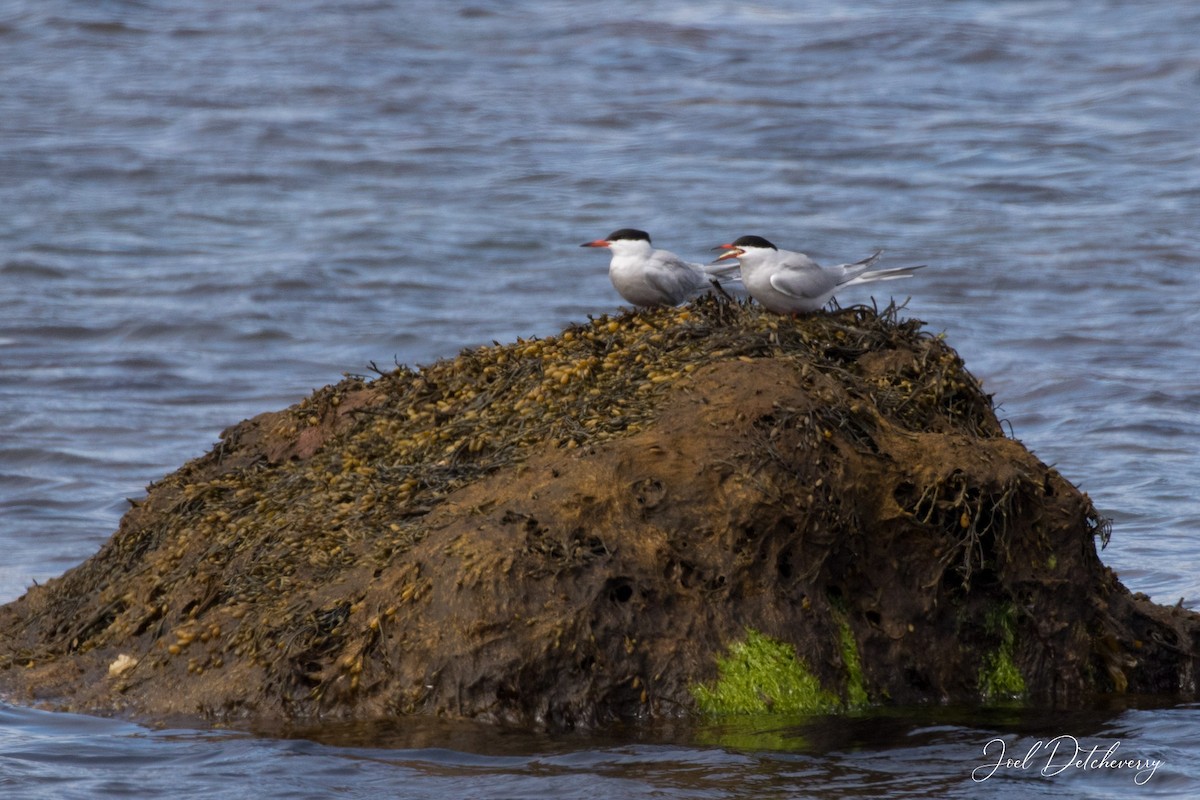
0, 297, 1196, 729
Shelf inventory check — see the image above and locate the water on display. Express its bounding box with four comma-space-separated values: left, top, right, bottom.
2, 702, 1197, 799
1, 0, 1198, 796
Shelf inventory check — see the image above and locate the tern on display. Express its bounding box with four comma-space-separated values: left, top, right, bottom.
581, 228, 741, 307
712, 235, 923, 315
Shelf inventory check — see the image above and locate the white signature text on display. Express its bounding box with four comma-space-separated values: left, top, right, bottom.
972, 735, 1161, 785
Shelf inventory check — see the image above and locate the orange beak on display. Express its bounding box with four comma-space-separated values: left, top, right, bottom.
580, 239, 611, 248
711, 244, 742, 262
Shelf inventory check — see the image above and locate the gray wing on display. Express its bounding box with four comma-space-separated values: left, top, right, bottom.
644, 250, 709, 302
702, 259, 742, 281
768, 257, 839, 300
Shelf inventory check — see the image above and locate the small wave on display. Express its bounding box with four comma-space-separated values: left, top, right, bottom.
72, 20, 149, 36
0, 260, 67, 279
966, 180, 1077, 202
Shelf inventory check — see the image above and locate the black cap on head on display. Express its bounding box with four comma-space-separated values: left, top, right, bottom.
606, 228, 651, 243
732, 235, 776, 250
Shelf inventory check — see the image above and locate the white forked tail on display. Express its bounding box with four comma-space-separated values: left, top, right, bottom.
837, 250, 883, 285
850, 264, 927, 286
841, 250, 925, 287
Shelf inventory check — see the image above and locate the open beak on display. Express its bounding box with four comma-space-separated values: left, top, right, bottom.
709, 244, 742, 263
580, 239, 611, 248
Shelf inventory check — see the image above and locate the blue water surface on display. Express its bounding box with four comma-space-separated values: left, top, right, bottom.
1, 0, 1198, 796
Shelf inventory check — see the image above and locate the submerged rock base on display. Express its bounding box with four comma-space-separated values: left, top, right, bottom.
1, 298, 1196, 728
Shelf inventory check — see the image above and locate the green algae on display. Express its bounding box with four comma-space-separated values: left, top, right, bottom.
691, 629, 842, 715
839, 621, 869, 708
978, 606, 1027, 701
691, 620, 870, 717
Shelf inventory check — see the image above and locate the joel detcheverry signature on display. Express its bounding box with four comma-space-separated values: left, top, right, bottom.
972, 735, 1162, 786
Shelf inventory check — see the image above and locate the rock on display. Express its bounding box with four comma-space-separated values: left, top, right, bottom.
0, 298, 1196, 729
